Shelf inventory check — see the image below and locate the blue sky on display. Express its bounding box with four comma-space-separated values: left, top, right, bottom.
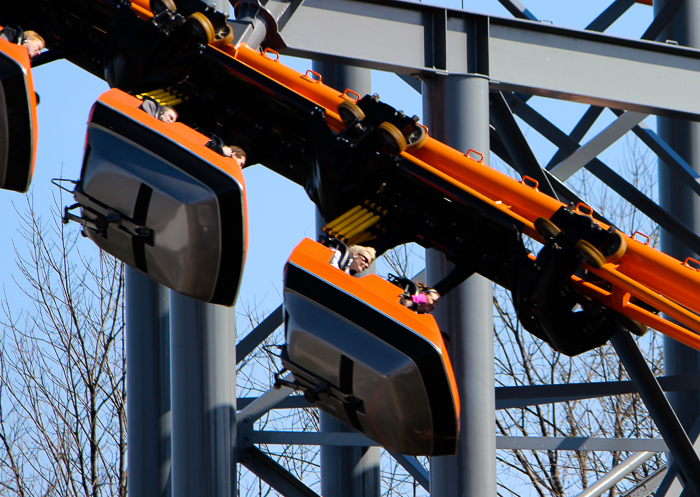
0, 0, 656, 331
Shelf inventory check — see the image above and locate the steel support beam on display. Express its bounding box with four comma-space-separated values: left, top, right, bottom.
656, 415, 700, 496
171, 294, 237, 497
497, 437, 668, 452
270, 0, 700, 119
489, 91, 557, 198
656, 5, 700, 487
574, 449, 659, 497
249, 431, 669, 452
611, 330, 700, 496
126, 268, 171, 497
586, 0, 637, 32
550, 111, 648, 181
497, 373, 700, 408
310, 61, 380, 497
423, 73, 496, 497
235, 305, 283, 365
497, 0, 539, 21
630, 120, 700, 198
506, 93, 700, 255
237, 376, 294, 425
642, 0, 685, 41
386, 451, 430, 491
237, 372, 700, 411
547, 106, 604, 169
240, 447, 320, 497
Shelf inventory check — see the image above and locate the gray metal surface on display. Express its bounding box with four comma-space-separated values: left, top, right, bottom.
631, 120, 700, 198
386, 451, 429, 491
249, 431, 669, 452
424, 73, 496, 497
656, 378, 700, 496
621, 467, 667, 497
507, 93, 700, 255
656, 1, 700, 485
585, 0, 637, 32
271, 0, 700, 119
574, 449, 658, 497
612, 330, 700, 496
550, 111, 648, 181
237, 372, 700, 411
235, 305, 283, 365
126, 268, 171, 497
312, 63, 380, 497
489, 91, 557, 198
80, 121, 243, 304
496, 373, 700, 408
641, 0, 685, 41
171, 293, 237, 497
284, 288, 437, 454
240, 446, 321, 497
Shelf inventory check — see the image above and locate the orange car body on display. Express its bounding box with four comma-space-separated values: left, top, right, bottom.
283, 237, 460, 456
0, 34, 38, 192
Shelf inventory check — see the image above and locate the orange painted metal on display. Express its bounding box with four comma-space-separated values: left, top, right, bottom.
224, 44, 354, 131
220, 43, 700, 349
97, 88, 249, 256
0, 34, 38, 192
129, 0, 153, 16
125, 0, 154, 21
288, 237, 460, 421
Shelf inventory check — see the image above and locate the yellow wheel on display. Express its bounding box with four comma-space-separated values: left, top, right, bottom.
405, 124, 427, 152
534, 217, 560, 241
377, 122, 407, 154
150, 0, 177, 14
603, 231, 627, 263
212, 23, 234, 47
187, 12, 215, 45
575, 240, 605, 270
338, 100, 365, 125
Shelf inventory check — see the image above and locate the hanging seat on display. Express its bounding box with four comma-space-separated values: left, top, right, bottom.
281, 237, 460, 456
66, 88, 247, 306
0, 34, 38, 192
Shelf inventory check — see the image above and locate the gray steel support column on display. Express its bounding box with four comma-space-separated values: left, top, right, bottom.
657, 0, 700, 433
424, 74, 497, 497
126, 268, 171, 497
313, 59, 380, 497
170, 293, 237, 497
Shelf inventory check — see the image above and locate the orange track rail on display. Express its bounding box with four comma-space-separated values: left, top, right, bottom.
200, 42, 700, 348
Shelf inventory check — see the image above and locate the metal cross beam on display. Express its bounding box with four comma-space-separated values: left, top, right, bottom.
269, 0, 700, 120
505, 93, 700, 255
611, 329, 700, 496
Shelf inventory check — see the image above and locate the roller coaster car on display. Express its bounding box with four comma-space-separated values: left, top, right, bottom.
65, 89, 247, 306
313, 135, 635, 356
0, 35, 37, 193
280, 238, 460, 456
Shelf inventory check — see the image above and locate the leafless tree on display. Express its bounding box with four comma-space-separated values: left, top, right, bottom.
0, 139, 664, 497
0, 194, 127, 497
494, 137, 665, 497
